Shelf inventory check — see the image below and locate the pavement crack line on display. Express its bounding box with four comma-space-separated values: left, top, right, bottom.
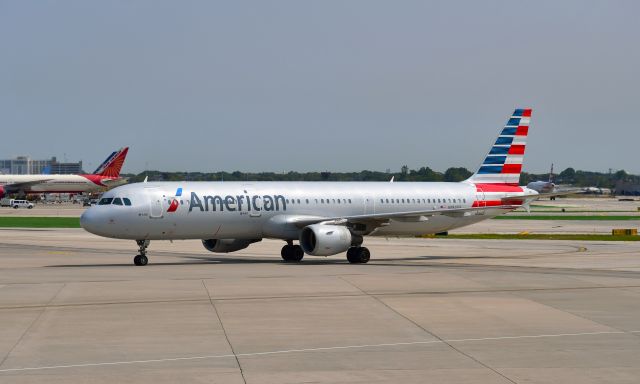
506, 287, 640, 340
0, 283, 67, 369
202, 280, 247, 384
3, 284, 640, 311
338, 276, 520, 384
1, 330, 637, 374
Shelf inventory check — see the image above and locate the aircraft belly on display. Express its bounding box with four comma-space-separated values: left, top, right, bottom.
372, 210, 504, 236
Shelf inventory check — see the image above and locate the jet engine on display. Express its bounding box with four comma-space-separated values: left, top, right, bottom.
299, 224, 352, 256
0, 186, 4, 199
202, 239, 260, 253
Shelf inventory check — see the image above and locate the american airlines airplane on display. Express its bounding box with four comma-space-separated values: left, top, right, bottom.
0, 148, 129, 198
81, 109, 539, 266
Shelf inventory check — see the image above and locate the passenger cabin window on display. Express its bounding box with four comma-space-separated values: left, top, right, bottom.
113, 198, 123, 206
98, 198, 113, 205
123, 198, 132, 206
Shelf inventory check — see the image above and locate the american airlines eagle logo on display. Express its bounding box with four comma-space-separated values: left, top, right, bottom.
167, 187, 182, 213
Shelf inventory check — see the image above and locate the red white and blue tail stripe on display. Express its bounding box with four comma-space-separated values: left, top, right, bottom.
467, 108, 531, 186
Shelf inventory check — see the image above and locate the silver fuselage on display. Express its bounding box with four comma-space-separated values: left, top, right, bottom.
81, 181, 532, 241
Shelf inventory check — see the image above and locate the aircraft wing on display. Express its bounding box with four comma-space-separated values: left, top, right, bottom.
286, 205, 521, 229
101, 178, 128, 188
533, 188, 585, 199
1, 179, 53, 193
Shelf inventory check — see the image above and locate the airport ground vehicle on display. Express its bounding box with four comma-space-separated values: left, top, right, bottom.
11, 200, 33, 209
82, 198, 99, 207
82, 109, 541, 266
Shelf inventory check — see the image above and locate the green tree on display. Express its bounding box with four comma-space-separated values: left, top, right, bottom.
443, 167, 472, 182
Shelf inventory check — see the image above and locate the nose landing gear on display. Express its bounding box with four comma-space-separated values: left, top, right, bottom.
134, 240, 150, 266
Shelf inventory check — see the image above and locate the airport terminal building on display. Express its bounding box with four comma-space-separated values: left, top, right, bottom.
0, 156, 83, 175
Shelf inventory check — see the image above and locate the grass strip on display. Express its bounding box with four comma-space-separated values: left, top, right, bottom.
522, 210, 639, 213
425, 234, 640, 241
495, 215, 640, 221
0, 217, 81, 228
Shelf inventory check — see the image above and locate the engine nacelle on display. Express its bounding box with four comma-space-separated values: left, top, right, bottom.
202, 238, 260, 253
0, 186, 5, 199
300, 224, 352, 256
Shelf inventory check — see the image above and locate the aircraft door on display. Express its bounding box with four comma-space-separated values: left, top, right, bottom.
364, 195, 375, 215
146, 188, 164, 219
243, 184, 261, 217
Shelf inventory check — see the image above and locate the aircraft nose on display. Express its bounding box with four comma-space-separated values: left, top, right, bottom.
80, 207, 106, 236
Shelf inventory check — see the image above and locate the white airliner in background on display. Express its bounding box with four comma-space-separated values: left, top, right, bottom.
0, 148, 129, 198
527, 164, 584, 199
81, 109, 540, 266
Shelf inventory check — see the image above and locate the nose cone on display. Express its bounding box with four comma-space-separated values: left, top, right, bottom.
80, 207, 107, 236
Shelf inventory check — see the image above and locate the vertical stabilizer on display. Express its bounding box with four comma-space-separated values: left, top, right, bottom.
92, 147, 129, 178
466, 109, 532, 186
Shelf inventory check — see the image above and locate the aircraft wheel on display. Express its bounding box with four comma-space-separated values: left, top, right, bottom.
291, 245, 304, 261
347, 247, 370, 264
280, 245, 291, 260
281, 245, 304, 262
134, 254, 148, 266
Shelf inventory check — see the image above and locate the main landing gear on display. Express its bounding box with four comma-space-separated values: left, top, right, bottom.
346, 247, 370, 264
134, 240, 150, 266
281, 241, 304, 262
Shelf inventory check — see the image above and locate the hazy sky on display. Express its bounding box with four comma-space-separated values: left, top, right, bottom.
1, 1, 639, 174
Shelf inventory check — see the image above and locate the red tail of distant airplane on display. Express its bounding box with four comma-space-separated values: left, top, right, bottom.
92, 147, 129, 178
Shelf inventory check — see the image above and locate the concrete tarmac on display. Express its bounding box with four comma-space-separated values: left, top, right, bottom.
1, 229, 640, 383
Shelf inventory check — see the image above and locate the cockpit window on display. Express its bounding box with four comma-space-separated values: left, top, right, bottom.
123, 198, 132, 206
113, 198, 123, 206
98, 198, 113, 205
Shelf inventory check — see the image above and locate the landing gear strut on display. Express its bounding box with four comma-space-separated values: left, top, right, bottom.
134, 240, 150, 266
281, 241, 304, 262
346, 247, 370, 264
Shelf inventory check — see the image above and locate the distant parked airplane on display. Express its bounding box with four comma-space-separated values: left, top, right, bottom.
0, 147, 129, 198
81, 110, 542, 266
527, 164, 584, 199
527, 164, 556, 194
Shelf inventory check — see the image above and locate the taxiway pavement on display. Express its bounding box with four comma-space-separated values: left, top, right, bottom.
1, 229, 640, 383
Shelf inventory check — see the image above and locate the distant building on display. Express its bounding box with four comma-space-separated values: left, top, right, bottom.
615, 181, 640, 196
0, 156, 83, 175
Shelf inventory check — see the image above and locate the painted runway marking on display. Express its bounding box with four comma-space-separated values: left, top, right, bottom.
0, 330, 638, 373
